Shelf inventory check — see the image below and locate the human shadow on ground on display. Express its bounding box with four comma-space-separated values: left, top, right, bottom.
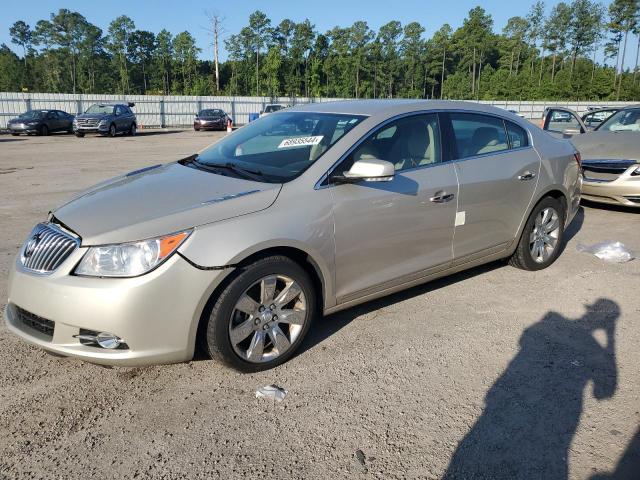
591, 426, 640, 480
442, 298, 619, 480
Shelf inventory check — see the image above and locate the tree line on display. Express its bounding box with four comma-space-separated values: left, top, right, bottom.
2, 0, 640, 101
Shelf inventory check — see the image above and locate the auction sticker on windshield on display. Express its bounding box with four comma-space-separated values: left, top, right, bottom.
278, 136, 324, 148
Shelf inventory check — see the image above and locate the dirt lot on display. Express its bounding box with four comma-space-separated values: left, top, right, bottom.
0, 130, 639, 480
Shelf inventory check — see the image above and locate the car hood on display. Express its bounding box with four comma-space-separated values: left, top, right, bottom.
571, 131, 640, 161
53, 162, 282, 245
76, 113, 110, 120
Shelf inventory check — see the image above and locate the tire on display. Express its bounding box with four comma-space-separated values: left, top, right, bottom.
129, 123, 136, 136
75, 132, 85, 138
509, 196, 565, 271
194, 126, 200, 131
202, 255, 317, 372
11, 133, 19, 136
109, 124, 116, 137
39, 125, 48, 136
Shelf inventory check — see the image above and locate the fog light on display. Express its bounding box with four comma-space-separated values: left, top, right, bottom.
74, 330, 125, 349
96, 332, 122, 349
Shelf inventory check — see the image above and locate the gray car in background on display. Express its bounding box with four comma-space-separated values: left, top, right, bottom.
543, 105, 640, 208
74, 102, 137, 137
5, 100, 581, 372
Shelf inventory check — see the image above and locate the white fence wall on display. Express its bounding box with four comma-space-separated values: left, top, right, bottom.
0, 92, 630, 129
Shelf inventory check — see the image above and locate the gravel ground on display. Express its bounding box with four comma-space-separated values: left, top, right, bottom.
0, 130, 639, 480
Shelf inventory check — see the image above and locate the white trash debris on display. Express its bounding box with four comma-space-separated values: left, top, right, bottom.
577, 241, 635, 263
255, 384, 287, 402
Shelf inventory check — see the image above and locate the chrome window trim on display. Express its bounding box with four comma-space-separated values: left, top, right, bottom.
315, 108, 535, 189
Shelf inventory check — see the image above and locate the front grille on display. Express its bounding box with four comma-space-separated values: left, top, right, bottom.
582, 160, 637, 182
76, 118, 99, 127
13, 305, 55, 339
20, 223, 79, 274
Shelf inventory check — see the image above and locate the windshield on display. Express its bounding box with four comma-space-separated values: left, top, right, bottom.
265, 105, 283, 113
199, 109, 223, 116
19, 110, 46, 119
85, 104, 114, 114
194, 112, 365, 182
597, 109, 640, 132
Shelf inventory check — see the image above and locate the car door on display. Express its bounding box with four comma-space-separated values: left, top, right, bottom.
445, 112, 540, 262
53, 111, 67, 131
542, 107, 587, 138
45, 111, 58, 131
114, 106, 125, 132
329, 113, 458, 302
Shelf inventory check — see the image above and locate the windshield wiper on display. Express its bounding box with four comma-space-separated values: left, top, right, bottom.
199, 162, 264, 182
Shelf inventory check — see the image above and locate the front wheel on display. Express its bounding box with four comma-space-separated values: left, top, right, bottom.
75, 132, 85, 138
509, 197, 565, 271
109, 124, 117, 137
202, 255, 316, 372
39, 125, 49, 136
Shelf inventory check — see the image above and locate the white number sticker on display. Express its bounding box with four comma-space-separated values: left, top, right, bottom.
277, 135, 324, 149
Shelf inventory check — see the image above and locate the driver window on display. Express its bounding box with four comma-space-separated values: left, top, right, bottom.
345, 114, 441, 173
115, 106, 123, 116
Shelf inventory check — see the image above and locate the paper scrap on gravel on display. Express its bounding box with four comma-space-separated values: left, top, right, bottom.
256, 384, 288, 402
577, 241, 635, 263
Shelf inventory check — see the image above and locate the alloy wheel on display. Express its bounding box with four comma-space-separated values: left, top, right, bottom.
229, 274, 307, 363
529, 207, 560, 264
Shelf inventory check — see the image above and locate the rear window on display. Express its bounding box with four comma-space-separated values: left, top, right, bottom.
505, 121, 529, 148
450, 113, 508, 159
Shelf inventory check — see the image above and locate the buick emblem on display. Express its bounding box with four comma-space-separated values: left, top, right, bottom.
24, 233, 41, 258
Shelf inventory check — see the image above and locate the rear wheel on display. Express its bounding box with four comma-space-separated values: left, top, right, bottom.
509, 197, 565, 271
202, 255, 316, 372
129, 123, 137, 136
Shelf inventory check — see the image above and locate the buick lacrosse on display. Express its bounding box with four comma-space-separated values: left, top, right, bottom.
5, 100, 582, 372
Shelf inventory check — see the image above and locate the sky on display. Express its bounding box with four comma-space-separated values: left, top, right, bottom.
0, 0, 627, 65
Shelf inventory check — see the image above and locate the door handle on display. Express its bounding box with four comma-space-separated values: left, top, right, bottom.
430, 192, 455, 203
518, 171, 537, 181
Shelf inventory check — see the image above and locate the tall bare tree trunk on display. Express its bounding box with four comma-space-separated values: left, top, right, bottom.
634, 35, 640, 85
212, 15, 221, 92
440, 46, 446, 99
538, 47, 545, 86
617, 30, 629, 100
471, 46, 476, 95
551, 52, 557, 83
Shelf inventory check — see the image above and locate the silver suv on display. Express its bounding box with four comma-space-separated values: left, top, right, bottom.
5, 101, 581, 372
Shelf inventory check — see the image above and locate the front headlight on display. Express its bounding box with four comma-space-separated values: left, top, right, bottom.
74, 230, 191, 277
98, 119, 107, 126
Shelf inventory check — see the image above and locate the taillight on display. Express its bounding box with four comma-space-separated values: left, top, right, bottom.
574, 151, 582, 168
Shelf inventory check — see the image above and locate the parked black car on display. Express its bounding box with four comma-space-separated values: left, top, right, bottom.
74, 103, 137, 137
193, 109, 230, 131
8, 110, 74, 136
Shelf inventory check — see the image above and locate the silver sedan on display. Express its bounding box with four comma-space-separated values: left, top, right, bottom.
5, 100, 582, 371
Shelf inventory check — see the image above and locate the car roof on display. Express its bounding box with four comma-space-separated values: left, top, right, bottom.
287, 99, 521, 119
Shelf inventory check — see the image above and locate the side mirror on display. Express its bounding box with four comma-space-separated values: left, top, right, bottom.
563, 128, 581, 138
337, 159, 395, 183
